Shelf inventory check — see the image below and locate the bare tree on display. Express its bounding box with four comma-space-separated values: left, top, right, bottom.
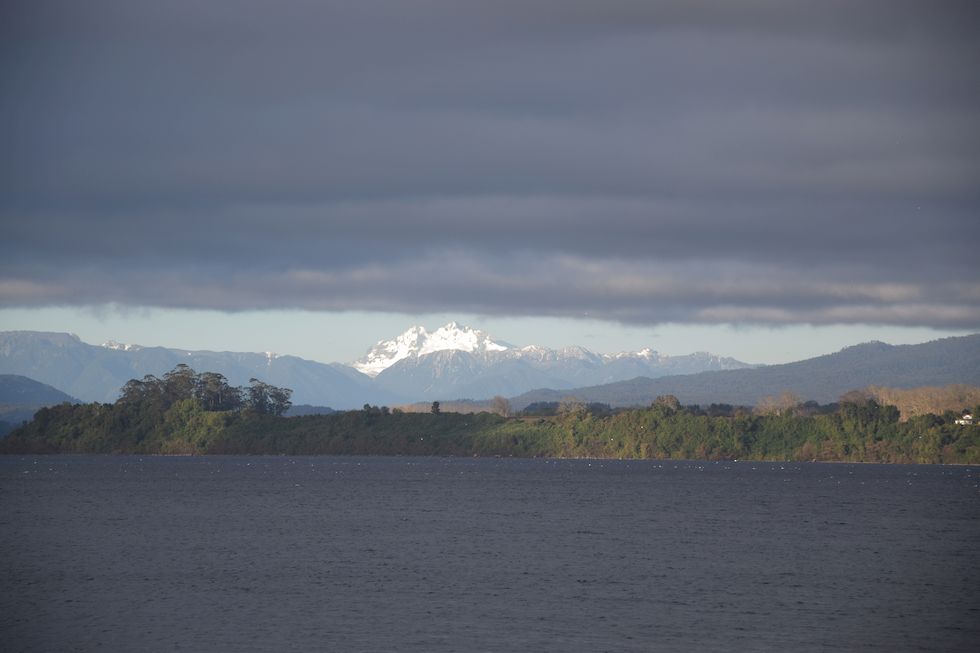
653, 394, 681, 412
755, 391, 802, 416
558, 396, 585, 418
490, 395, 511, 417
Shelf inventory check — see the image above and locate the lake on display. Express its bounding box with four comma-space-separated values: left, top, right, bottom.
1, 456, 978, 652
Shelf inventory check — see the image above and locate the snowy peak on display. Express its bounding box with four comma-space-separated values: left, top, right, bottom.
607, 347, 663, 361
352, 321, 754, 391
102, 340, 142, 352
353, 322, 509, 377
352, 326, 429, 377
420, 322, 508, 356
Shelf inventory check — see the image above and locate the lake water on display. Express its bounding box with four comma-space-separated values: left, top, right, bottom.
1, 456, 978, 652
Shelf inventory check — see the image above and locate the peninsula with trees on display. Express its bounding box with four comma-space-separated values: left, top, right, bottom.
2, 365, 978, 464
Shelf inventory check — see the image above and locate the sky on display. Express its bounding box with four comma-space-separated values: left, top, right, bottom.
1, 1, 978, 366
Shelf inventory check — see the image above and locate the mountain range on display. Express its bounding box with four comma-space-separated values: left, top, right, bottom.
0, 325, 749, 408
1, 327, 977, 411
0, 331, 379, 408
355, 322, 750, 400
510, 335, 980, 409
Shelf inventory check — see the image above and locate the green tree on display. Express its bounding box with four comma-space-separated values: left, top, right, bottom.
196, 372, 242, 412
118, 374, 167, 407
268, 385, 293, 417
163, 364, 197, 404
246, 378, 271, 414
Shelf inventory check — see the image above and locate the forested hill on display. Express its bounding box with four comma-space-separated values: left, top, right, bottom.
510, 334, 980, 409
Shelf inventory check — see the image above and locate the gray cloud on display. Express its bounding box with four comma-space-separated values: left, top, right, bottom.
1, 1, 978, 328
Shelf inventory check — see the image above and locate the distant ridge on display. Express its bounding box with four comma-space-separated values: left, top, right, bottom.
0, 326, 750, 408
0, 331, 388, 408
509, 334, 980, 409
0, 374, 77, 406
2, 329, 975, 410
0, 374, 78, 436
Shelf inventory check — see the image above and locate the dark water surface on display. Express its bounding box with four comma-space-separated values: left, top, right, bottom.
1, 456, 978, 652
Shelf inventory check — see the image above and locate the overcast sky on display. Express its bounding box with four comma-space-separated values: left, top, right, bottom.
1, 1, 978, 363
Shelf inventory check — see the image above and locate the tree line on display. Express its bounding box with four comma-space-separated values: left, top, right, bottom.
119, 364, 292, 416
1, 371, 978, 463
0, 365, 291, 455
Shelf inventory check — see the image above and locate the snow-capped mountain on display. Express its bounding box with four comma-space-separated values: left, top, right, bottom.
355, 322, 752, 400
353, 322, 510, 377
102, 340, 143, 352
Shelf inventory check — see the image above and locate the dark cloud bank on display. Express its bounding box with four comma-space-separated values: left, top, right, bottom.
2, 1, 978, 327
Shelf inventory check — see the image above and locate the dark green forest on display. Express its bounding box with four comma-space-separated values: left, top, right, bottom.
2, 367, 978, 463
